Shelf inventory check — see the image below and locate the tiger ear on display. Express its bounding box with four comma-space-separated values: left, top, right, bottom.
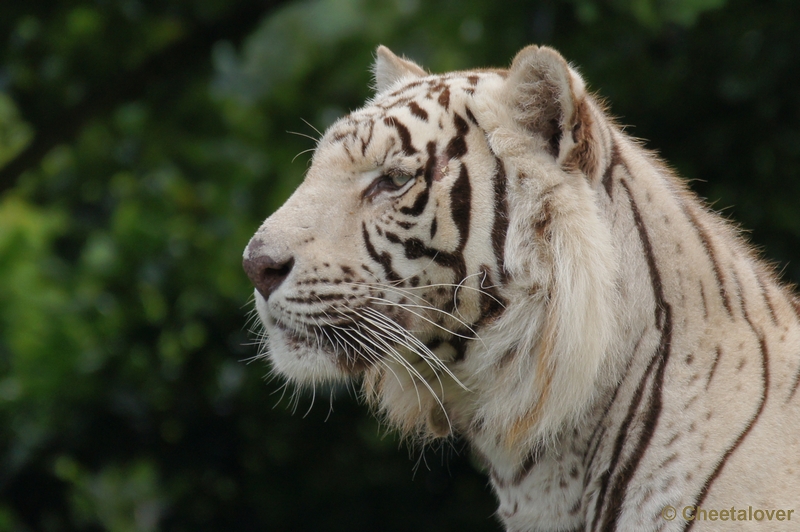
373, 45, 427, 93
506, 45, 586, 157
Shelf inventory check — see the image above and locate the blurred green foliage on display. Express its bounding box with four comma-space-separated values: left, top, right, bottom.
0, 0, 798, 530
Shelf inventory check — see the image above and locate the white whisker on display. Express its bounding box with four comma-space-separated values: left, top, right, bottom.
365, 295, 484, 346
354, 325, 452, 431
333, 321, 424, 408
287, 129, 321, 145
292, 147, 317, 163
303, 383, 317, 418
299, 117, 324, 140
359, 308, 470, 392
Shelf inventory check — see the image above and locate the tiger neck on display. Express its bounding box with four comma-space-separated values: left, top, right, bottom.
465, 123, 702, 485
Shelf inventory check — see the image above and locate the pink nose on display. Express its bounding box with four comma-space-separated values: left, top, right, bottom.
243, 240, 294, 299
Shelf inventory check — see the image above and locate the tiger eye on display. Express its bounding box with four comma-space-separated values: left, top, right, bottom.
389, 172, 413, 188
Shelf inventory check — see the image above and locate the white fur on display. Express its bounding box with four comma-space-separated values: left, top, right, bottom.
245, 45, 800, 531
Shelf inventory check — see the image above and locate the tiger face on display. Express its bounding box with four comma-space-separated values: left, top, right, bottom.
244, 45, 618, 445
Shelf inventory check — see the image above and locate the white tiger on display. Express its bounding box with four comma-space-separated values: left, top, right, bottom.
243, 45, 800, 531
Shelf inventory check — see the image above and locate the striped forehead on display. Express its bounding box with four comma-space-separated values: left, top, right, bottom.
318, 72, 501, 166
378, 71, 500, 106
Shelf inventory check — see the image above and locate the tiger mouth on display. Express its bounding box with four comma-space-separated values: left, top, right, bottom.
271, 312, 409, 374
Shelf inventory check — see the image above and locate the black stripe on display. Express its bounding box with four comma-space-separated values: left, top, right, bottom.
594, 333, 671, 531
361, 120, 374, 156
388, 79, 423, 98
450, 164, 471, 252
465, 106, 479, 125
495, 348, 518, 370
684, 206, 733, 316
731, 269, 748, 319
787, 364, 800, 404
445, 113, 470, 160
423, 141, 437, 185
399, 142, 436, 217
331, 130, 350, 143
450, 336, 468, 362
705, 346, 722, 390
408, 101, 428, 122
425, 338, 442, 352
754, 269, 778, 326
401, 237, 464, 280
362, 223, 401, 283
582, 425, 606, 491
594, 179, 673, 531
490, 446, 541, 488
285, 292, 354, 303
583, 326, 648, 490
342, 143, 354, 163
474, 266, 506, 328
699, 280, 709, 319
686, 312, 768, 530
511, 447, 541, 485
399, 189, 429, 217
491, 158, 509, 282
437, 85, 450, 110
601, 142, 620, 198
379, 96, 411, 111
624, 180, 668, 326
384, 231, 401, 245
547, 118, 562, 158
383, 116, 417, 156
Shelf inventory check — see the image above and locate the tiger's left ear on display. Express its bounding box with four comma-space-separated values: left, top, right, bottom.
373, 45, 427, 93
506, 45, 587, 158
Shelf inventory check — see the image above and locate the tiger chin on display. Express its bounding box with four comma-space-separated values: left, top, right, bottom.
244, 45, 800, 531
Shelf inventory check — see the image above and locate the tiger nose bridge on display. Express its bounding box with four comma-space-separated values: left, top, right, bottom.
243, 235, 295, 300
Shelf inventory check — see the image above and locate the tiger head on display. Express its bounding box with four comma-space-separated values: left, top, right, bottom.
244, 45, 620, 453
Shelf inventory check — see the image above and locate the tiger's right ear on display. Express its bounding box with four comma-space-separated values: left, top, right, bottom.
505, 45, 587, 158
373, 45, 427, 93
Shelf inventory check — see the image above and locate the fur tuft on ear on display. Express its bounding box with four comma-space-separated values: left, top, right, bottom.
372, 45, 427, 94
506, 45, 586, 158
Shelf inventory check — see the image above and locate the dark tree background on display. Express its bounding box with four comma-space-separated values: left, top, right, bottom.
0, 0, 798, 530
